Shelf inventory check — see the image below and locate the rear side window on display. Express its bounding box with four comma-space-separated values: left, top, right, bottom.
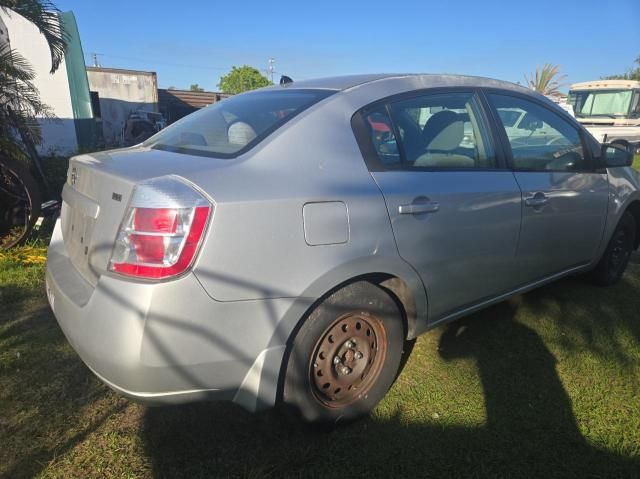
362, 92, 496, 170
489, 93, 587, 172
363, 107, 401, 167
144, 89, 334, 158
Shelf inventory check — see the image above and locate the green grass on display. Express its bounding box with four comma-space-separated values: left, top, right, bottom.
1, 248, 639, 478
633, 154, 640, 170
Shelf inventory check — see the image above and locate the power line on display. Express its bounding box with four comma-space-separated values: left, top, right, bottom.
84, 52, 309, 81
83, 52, 229, 71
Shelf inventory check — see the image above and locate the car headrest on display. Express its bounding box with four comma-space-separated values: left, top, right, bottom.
227, 121, 257, 146
422, 110, 464, 151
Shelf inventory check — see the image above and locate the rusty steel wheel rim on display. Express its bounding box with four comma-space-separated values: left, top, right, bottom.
309, 311, 387, 408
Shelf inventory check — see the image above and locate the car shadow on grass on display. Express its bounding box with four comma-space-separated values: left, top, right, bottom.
140, 283, 640, 478
0, 287, 122, 479
4, 267, 638, 478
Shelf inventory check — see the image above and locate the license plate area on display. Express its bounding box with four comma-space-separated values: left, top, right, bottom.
61, 184, 100, 282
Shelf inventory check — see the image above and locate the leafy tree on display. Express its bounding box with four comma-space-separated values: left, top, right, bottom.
218, 65, 271, 95
524, 64, 567, 96
604, 56, 640, 81
0, 0, 67, 153
189, 83, 204, 92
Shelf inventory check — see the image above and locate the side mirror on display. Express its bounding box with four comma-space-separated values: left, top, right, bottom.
602, 143, 633, 168
528, 120, 544, 131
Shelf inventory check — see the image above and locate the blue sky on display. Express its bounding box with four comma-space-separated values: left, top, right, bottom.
57, 0, 640, 91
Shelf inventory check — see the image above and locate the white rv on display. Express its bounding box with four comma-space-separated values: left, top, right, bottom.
568, 79, 640, 153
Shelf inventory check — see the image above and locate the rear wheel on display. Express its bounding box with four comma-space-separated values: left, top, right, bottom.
0, 157, 41, 249
588, 212, 636, 286
282, 281, 405, 423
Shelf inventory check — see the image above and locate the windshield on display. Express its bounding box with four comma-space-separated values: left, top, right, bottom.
144, 89, 334, 158
569, 89, 633, 118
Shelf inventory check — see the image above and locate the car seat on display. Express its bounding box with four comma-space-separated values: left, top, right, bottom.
414, 111, 475, 168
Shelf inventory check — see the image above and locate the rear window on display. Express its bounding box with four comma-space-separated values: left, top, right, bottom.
144, 89, 334, 158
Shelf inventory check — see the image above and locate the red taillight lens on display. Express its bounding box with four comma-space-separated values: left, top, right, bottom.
129, 234, 166, 264
109, 177, 212, 280
134, 208, 179, 234
129, 208, 179, 263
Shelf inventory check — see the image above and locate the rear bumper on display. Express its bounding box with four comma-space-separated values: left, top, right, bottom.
46, 219, 293, 411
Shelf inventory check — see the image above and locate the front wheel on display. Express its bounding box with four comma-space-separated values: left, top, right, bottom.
282, 281, 405, 423
588, 211, 636, 286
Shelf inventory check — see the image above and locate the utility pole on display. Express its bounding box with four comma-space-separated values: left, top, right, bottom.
268, 58, 275, 83
91, 52, 102, 67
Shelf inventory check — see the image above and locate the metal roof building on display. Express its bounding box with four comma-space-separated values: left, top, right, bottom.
158, 88, 229, 124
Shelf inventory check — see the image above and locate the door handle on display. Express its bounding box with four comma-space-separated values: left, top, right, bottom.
398, 201, 440, 215
524, 193, 549, 208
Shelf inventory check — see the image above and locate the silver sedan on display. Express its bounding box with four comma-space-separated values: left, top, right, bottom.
46, 74, 640, 422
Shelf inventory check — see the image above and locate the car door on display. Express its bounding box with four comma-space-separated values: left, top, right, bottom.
354, 90, 522, 321
486, 91, 609, 283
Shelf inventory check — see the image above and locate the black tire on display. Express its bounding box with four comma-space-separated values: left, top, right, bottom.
588, 211, 636, 286
0, 157, 41, 249
282, 281, 405, 423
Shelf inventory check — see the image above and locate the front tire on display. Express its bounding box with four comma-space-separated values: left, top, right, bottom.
282, 281, 405, 423
589, 211, 636, 286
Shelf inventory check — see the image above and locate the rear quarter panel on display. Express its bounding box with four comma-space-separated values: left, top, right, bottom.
184, 93, 424, 315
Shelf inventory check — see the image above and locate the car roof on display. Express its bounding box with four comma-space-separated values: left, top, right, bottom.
275, 74, 401, 91
275, 73, 533, 95
570, 79, 640, 90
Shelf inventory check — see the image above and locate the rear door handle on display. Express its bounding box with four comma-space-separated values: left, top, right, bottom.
398, 202, 440, 215
524, 193, 549, 208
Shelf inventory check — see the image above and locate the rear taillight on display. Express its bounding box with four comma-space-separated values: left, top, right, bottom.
109, 176, 212, 280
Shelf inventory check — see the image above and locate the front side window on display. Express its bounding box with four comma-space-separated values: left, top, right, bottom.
569, 89, 633, 118
144, 89, 334, 158
631, 91, 640, 117
489, 93, 587, 172
363, 92, 495, 169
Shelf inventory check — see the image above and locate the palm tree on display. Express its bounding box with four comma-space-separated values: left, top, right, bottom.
524, 64, 567, 96
0, 43, 52, 152
0, 0, 66, 152
0, 0, 67, 73
0, 1, 67, 248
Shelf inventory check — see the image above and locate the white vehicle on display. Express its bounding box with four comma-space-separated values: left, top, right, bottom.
497, 108, 567, 146
568, 80, 640, 153
546, 95, 575, 117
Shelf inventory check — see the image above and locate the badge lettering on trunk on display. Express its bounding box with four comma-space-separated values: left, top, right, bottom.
70, 167, 78, 186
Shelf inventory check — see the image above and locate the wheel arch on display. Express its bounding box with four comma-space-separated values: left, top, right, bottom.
281, 257, 428, 345
268, 258, 428, 403
286, 272, 421, 342
625, 200, 640, 249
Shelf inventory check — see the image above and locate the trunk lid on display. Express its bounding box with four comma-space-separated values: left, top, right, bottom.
60, 146, 226, 286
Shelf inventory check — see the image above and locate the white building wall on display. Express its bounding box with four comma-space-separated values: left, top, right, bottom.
86, 68, 158, 146
0, 9, 79, 155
